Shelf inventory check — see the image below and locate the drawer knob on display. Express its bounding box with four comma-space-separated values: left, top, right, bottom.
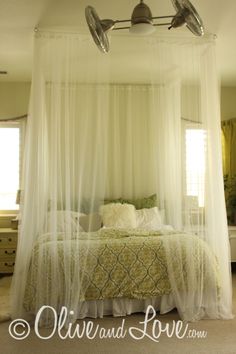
8, 238, 12, 242
4, 262, 15, 267
5, 250, 16, 255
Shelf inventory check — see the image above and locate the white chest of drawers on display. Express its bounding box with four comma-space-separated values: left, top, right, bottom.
229, 226, 236, 262
0, 228, 17, 273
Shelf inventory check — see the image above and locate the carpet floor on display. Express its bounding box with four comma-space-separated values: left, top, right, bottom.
0, 271, 235, 354
0, 276, 11, 322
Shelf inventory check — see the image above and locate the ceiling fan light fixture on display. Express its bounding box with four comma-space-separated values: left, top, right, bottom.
129, 0, 155, 35
131, 1, 153, 25
85, 0, 205, 52
129, 22, 155, 35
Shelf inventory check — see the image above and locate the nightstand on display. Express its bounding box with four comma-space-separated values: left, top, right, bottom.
0, 228, 17, 273
229, 226, 236, 262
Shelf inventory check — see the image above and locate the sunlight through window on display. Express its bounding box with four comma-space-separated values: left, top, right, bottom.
185, 129, 206, 207
0, 127, 20, 210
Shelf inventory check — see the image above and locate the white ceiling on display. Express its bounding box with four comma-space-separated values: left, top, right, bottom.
0, 0, 236, 86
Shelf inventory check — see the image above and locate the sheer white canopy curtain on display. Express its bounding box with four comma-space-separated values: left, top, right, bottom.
11, 30, 232, 325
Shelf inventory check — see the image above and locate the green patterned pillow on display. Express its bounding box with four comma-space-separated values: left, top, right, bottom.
104, 194, 157, 210
104, 198, 123, 205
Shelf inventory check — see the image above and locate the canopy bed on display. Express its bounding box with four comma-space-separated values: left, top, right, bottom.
10, 18, 233, 326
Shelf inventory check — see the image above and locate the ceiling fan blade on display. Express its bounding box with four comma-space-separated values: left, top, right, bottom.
85, 6, 115, 53
170, 0, 204, 36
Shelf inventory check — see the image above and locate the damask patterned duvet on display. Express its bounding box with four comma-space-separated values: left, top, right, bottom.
23, 228, 219, 312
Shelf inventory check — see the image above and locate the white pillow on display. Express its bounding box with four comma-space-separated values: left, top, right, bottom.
99, 203, 137, 229
136, 207, 162, 230
46, 210, 85, 232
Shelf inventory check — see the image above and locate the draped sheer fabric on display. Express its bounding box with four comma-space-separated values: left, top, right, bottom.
11, 30, 233, 325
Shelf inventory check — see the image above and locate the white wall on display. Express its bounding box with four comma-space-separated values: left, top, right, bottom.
221, 87, 236, 121
0, 82, 235, 122
0, 82, 31, 120
182, 86, 236, 122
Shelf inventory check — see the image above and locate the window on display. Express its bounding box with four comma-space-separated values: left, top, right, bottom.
0, 123, 21, 211
185, 128, 206, 208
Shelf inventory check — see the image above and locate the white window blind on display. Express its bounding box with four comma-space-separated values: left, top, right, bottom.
0, 125, 20, 210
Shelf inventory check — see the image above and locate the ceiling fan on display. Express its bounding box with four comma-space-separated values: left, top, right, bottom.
85, 0, 205, 53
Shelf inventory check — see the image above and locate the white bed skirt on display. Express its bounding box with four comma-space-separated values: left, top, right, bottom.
76, 294, 176, 319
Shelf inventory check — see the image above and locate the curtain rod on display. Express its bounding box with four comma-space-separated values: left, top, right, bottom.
35, 27, 217, 42
1, 115, 200, 125
0, 114, 27, 122
181, 117, 202, 124
0, 115, 201, 125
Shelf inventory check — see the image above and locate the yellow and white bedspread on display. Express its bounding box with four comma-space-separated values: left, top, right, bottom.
23, 228, 219, 313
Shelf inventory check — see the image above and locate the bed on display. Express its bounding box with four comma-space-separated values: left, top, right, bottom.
23, 226, 219, 321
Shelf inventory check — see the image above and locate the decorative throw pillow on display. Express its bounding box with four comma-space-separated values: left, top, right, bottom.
104, 198, 124, 206
104, 194, 157, 210
136, 207, 162, 230
99, 203, 137, 229
127, 194, 157, 210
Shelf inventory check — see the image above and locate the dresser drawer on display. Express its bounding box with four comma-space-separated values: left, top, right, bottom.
0, 248, 16, 259
0, 232, 17, 248
0, 229, 17, 273
0, 261, 15, 273
0, 236, 17, 248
